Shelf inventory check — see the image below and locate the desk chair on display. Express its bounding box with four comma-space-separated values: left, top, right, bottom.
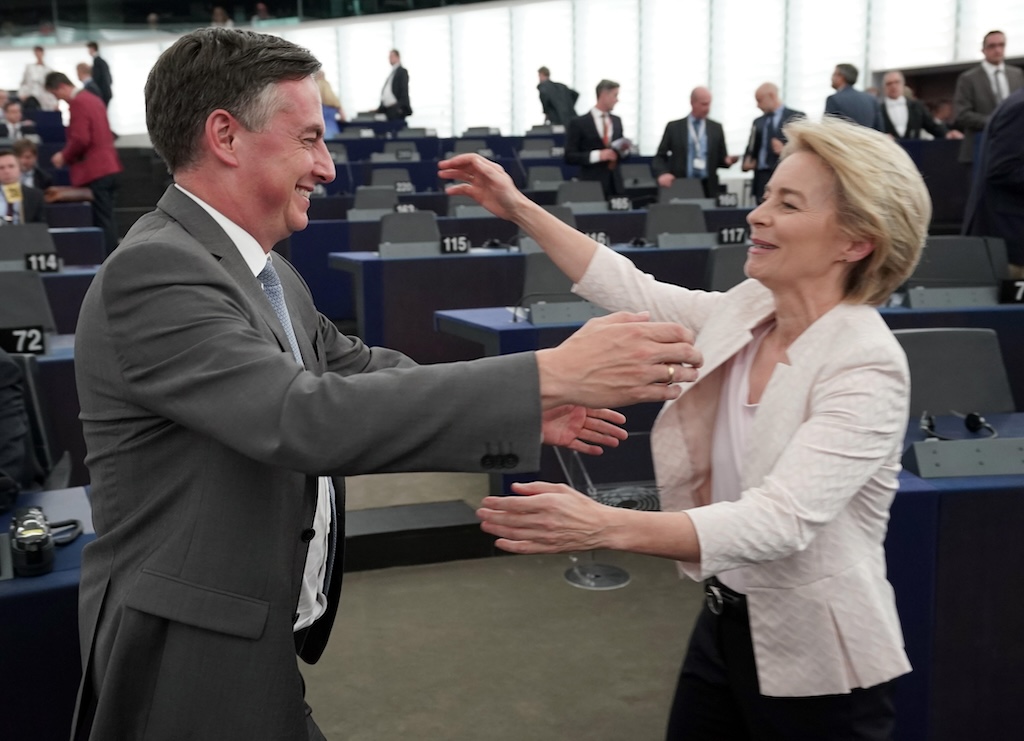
519, 138, 555, 159
325, 141, 349, 163
369, 168, 412, 188
528, 125, 555, 135
893, 328, 1015, 416
644, 203, 712, 246
705, 243, 749, 292
903, 236, 1007, 308
518, 206, 575, 254
378, 211, 442, 258
527, 166, 565, 192
0, 224, 59, 272
463, 127, 498, 136
449, 139, 494, 159
7, 354, 71, 491
658, 177, 714, 209
396, 128, 429, 139
0, 271, 57, 334
348, 186, 398, 221
620, 163, 656, 189
556, 181, 608, 214
370, 141, 421, 163
446, 195, 494, 219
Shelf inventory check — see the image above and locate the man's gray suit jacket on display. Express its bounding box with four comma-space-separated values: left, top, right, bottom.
954, 63, 1024, 163
824, 86, 883, 131
71, 186, 543, 740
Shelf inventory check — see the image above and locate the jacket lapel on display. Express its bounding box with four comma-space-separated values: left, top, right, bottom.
155, 186, 297, 360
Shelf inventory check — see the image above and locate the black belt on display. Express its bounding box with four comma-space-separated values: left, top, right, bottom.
703, 576, 746, 616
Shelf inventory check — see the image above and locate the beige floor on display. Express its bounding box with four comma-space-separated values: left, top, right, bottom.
304, 550, 702, 741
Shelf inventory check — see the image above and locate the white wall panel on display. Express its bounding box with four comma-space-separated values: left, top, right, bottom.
394, 14, 453, 136
452, 7, 513, 137
511, 0, 574, 134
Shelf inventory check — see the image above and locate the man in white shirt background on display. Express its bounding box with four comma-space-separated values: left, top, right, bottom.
376, 48, 412, 121
880, 70, 962, 141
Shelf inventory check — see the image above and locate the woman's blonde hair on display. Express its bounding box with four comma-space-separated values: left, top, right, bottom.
779, 116, 932, 305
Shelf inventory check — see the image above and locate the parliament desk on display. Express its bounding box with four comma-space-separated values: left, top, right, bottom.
38, 335, 88, 487
45, 202, 93, 228
51, 227, 105, 266
0, 487, 94, 741
329, 244, 713, 363
309, 207, 750, 326
41, 266, 98, 335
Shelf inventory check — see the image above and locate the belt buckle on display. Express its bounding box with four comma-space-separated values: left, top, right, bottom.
704, 582, 724, 615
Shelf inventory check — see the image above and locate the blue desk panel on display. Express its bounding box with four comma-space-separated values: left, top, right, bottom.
0, 487, 94, 741
42, 266, 98, 335
38, 335, 88, 487
45, 202, 93, 228
51, 227, 105, 266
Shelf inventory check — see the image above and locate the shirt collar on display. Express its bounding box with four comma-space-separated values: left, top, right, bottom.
174, 183, 268, 277
982, 60, 1005, 75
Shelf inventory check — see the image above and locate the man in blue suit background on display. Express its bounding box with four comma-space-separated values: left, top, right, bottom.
825, 63, 883, 131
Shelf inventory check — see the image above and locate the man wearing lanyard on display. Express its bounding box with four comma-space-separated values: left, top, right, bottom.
652, 86, 737, 198
0, 149, 45, 224
741, 83, 803, 202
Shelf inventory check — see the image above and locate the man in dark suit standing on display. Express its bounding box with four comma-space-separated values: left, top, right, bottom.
537, 66, 578, 126
0, 149, 45, 223
13, 138, 53, 191
46, 71, 122, 254
565, 79, 629, 197
963, 86, 1024, 278
68, 28, 700, 741
652, 86, 738, 198
377, 48, 412, 121
86, 41, 113, 106
825, 63, 883, 130
954, 30, 1024, 164
880, 70, 962, 141
741, 82, 803, 201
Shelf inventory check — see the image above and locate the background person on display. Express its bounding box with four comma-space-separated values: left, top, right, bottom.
0, 148, 45, 223
18, 46, 58, 111
953, 30, 1024, 164
653, 86, 738, 198
537, 66, 579, 126
13, 138, 53, 190
46, 71, 122, 254
880, 70, 961, 141
70, 27, 699, 741
377, 48, 411, 121
86, 41, 113, 107
443, 115, 931, 740
825, 63, 883, 130
741, 82, 803, 202
565, 79, 630, 198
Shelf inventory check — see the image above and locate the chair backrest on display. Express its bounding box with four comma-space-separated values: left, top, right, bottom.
527, 166, 564, 188
463, 127, 496, 136
658, 178, 706, 202
325, 141, 348, 162
620, 163, 655, 188
397, 128, 428, 139
908, 236, 1001, 288
520, 138, 555, 152
369, 168, 412, 188
352, 186, 398, 210
383, 141, 417, 155
0, 271, 57, 332
644, 203, 707, 242
380, 210, 441, 245
528, 125, 554, 135
453, 139, 489, 155
0, 224, 58, 271
893, 328, 1015, 416
7, 353, 67, 486
556, 180, 605, 205
705, 244, 749, 292
521, 252, 578, 305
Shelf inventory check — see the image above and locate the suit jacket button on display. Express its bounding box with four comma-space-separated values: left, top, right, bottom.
480, 455, 495, 469
503, 454, 519, 468
301, 528, 316, 542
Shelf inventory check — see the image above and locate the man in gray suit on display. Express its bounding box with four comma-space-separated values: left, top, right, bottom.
70, 28, 700, 741
824, 63, 883, 131
954, 30, 1024, 164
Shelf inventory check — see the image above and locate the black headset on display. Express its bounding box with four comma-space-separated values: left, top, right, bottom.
919, 410, 998, 441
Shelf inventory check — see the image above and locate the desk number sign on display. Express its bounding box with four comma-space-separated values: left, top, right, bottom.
716, 192, 740, 208
0, 326, 46, 355
999, 280, 1024, 304
718, 226, 749, 245
441, 235, 471, 254
25, 253, 60, 272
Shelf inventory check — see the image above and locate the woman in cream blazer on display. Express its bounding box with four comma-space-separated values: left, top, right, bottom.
442, 117, 932, 740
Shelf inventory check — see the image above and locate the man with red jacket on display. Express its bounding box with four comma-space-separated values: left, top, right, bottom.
45, 71, 122, 254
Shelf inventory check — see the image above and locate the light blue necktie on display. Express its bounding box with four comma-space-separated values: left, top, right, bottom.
258, 256, 338, 591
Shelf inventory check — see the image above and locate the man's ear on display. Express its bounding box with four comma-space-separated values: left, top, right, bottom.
205, 109, 243, 168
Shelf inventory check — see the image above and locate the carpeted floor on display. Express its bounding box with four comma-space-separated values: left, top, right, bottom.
303, 545, 702, 740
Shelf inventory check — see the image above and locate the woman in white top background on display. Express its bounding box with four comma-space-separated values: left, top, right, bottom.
440, 116, 931, 740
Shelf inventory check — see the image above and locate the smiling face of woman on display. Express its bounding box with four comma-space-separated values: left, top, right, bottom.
743, 151, 864, 302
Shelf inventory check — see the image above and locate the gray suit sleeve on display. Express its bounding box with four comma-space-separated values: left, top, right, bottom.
94, 239, 542, 476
